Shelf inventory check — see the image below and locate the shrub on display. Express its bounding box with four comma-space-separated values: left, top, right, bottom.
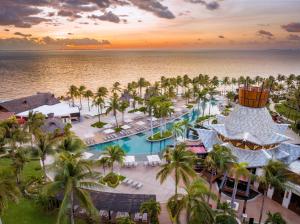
215, 215, 237, 224
148, 130, 172, 141
91, 121, 107, 128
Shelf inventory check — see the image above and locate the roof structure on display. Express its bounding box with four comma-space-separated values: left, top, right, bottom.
0, 92, 60, 114
0, 111, 15, 121
211, 104, 290, 146
17, 102, 79, 117
197, 128, 300, 168
41, 118, 66, 134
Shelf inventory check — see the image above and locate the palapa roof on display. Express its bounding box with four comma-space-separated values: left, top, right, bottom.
41, 118, 65, 135
197, 128, 300, 168
211, 104, 290, 146
0, 112, 15, 121
0, 92, 60, 114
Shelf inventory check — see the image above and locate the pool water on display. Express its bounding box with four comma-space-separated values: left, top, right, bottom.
88, 101, 219, 157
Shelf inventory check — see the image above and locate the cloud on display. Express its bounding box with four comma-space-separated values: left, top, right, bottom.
4, 29, 10, 31
257, 30, 274, 40
0, 36, 111, 50
48, 12, 55, 17
68, 33, 73, 35
89, 11, 120, 23
14, 32, 32, 38
287, 34, 300, 41
281, 22, 300, 32
58, 10, 81, 19
0, 0, 50, 28
185, 0, 220, 10
129, 0, 175, 19
218, 35, 224, 39
257, 23, 270, 27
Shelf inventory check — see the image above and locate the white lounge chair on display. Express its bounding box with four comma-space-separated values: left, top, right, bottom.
136, 183, 143, 189
142, 213, 148, 223
126, 179, 133, 185
134, 213, 142, 221
131, 181, 139, 188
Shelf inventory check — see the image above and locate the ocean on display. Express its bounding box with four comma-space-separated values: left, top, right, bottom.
0, 50, 300, 100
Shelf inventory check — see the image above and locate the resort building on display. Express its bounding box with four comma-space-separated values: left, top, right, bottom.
0, 92, 80, 123
197, 86, 300, 215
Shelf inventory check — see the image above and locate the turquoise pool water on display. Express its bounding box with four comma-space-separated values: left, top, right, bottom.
88, 101, 219, 157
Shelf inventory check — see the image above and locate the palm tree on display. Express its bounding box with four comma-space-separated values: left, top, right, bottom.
180, 119, 190, 140
93, 87, 108, 122
35, 132, 56, 177
96, 156, 110, 174
176, 75, 183, 95
11, 147, 29, 184
106, 93, 120, 127
265, 211, 286, 224
222, 76, 230, 94
77, 85, 86, 109
228, 162, 250, 209
116, 217, 135, 224
171, 121, 184, 146
183, 89, 192, 104
204, 144, 236, 203
44, 151, 100, 224
102, 145, 125, 172
25, 111, 45, 148
167, 178, 216, 224
84, 90, 94, 111
140, 199, 161, 224
58, 136, 85, 152
196, 89, 208, 112
257, 160, 288, 224
156, 143, 197, 195
112, 81, 122, 94
119, 101, 129, 123
67, 85, 78, 106
154, 100, 173, 135
137, 77, 148, 97
146, 96, 159, 136
0, 170, 21, 222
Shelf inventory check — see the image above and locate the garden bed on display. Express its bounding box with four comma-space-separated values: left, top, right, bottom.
99, 172, 126, 188
91, 121, 107, 128
147, 130, 173, 141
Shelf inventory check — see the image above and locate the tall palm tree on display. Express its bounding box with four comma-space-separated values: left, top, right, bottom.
112, 81, 122, 94
176, 75, 183, 95
11, 147, 29, 184
44, 151, 100, 224
228, 162, 250, 209
77, 85, 86, 109
58, 136, 85, 153
84, 90, 94, 111
204, 144, 236, 203
25, 111, 45, 148
34, 132, 56, 177
171, 121, 184, 146
222, 76, 230, 94
67, 85, 78, 107
154, 100, 173, 135
167, 178, 216, 224
257, 160, 288, 224
137, 77, 147, 97
106, 93, 120, 127
156, 143, 197, 195
140, 199, 161, 224
265, 211, 287, 224
196, 89, 208, 112
93, 96, 105, 123
96, 156, 110, 174
0, 170, 21, 222
119, 101, 129, 123
102, 145, 125, 172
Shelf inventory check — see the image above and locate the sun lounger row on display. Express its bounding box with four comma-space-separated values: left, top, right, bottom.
144, 161, 162, 167
85, 138, 96, 145
135, 126, 147, 132
122, 178, 143, 189
124, 161, 138, 167
119, 130, 133, 135
134, 212, 148, 223
104, 134, 118, 140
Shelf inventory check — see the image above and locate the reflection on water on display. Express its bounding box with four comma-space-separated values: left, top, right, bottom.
1, 50, 300, 100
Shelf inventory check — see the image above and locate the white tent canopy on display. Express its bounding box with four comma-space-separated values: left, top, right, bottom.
104, 128, 115, 134
121, 125, 131, 130
136, 121, 145, 126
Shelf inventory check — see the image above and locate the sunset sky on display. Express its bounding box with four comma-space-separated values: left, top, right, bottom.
0, 0, 300, 50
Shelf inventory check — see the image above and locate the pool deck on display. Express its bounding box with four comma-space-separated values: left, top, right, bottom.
71, 97, 191, 146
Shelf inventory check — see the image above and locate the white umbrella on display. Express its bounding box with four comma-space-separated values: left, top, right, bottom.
134, 111, 143, 115
147, 117, 158, 121
121, 124, 131, 130
136, 121, 145, 126
104, 128, 115, 134
82, 152, 93, 159
174, 108, 182, 112
124, 118, 133, 123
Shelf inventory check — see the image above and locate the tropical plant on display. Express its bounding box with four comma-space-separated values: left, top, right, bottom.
84, 89, 94, 111
0, 169, 21, 222
137, 77, 149, 97
228, 162, 250, 209
116, 217, 135, 224
43, 151, 100, 224
11, 147, 29, 184
140, 199, 161, 224
67, 85, 78, 106
257, 160, 288, 224
77, 85, 86, 109
34, 132, 56, 177
265, 211, 286, 224
25, 111, 45, 148
112, 81, 122, 94
102, 145, 125, 172
156, 143, 197, 195
106, 93, 120, 127
171, 121, 184, 145
167, 178, 216, 224
96, 156, 110, 174
58, 135, 85, 152
205, 144, 236, 203
119, 101, 129, 123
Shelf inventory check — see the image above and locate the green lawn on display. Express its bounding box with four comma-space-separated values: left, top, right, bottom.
91, 121, 107, 128
275, 103, 300, 121
0, 157, 86, 224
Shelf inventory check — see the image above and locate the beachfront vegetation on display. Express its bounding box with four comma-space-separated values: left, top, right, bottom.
100, 172, 125, 188
91, 121, 107, 128
148, 130, 173, 141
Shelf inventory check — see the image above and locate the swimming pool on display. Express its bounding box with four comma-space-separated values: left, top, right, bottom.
88, 101, 219, 157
